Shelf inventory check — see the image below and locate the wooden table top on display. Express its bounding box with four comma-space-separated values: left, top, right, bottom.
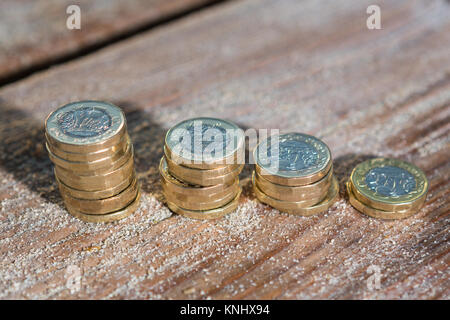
0, 0, 448, 299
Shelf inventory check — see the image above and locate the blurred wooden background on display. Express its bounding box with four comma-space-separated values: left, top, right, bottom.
0, 0, 448, 299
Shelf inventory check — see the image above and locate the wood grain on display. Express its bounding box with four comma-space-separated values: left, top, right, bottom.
0, 0, 218, 82
0, 0, 449, 299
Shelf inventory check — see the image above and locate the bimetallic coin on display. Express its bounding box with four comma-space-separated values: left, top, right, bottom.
166, 155, 243, 186
254, 175, 339, 216
166, 189, 241, 220
350, 158, 428, 212
254, 166, 333, 202
159, 157, 236, 197
346, 182, 424, 219
45, 101, 127, 153
55, 171, 135, 200
60, 178, 139, 214
65, 189, 141, 223
164, 184, 239, 211
47, 133, 129, 162
254, 133, 332, 186
164, 117, 245, 169
55, 156, 135, 191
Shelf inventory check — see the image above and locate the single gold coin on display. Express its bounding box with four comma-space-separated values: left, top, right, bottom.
60, 178, 139, 214
254, 166, 332, 202
47, 140, 132, 173
348, 180, 426, 213
45, 101, 127, 154
65, 189, 141, 223
254, 175, 339, 216
159, 157, 236, 197
166, 189, 241, 220
163, 183, 240, 211
254, 133, 332, 186
166, 156, 243, 186
346, 182, 424, 220
162, 178, 239, 203
55, 171, 135, 200
46, 133, 129, 162
164, 117, 245, 169
55, 156, 135, 191
349, 158, 428, 213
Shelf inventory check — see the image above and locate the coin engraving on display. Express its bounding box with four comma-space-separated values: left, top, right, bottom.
182, 122, 231, 156
365, 166, 416, 197
57, 106, 112, 138
271, 140, 318, 171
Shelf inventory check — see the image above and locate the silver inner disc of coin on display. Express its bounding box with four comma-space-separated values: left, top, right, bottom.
365, 165, 416, 197
165, 117, 244, 163
46, 101, 125, 145
255, 133, 330, 178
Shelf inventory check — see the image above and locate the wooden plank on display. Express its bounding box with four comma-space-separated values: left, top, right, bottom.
0, 0, 449, 299
0, 0, 219, 82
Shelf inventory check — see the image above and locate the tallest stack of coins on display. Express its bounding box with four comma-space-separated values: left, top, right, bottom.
252, 133, 338, 216
160, 117, 244, 219
45, 101, 140, 222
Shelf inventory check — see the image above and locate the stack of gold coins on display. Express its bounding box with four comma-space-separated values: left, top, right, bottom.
252, 133, 338, 216
347, 158, 428, 219
160, 117, 244, 219
45, 101, 140, 223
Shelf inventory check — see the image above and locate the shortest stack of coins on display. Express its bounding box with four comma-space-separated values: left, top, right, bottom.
160, 117, 244, 219
253, 133, 338, 216
45, 101, 140, 223
347, 158, 428, 219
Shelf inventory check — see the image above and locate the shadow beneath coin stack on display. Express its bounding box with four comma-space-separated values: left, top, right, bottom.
114, 101, 166, 198
0, 99, 62, 206
333, 153, 378, 198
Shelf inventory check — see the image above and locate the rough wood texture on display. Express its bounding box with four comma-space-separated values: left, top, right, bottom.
0, 0, 217, 81
0, 0, 449, 299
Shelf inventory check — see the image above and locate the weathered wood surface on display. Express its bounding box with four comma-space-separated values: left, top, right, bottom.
0, 0, 217, 82
0, 0, 449, 299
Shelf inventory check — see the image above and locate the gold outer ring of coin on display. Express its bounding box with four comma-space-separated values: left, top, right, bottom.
163, 183, 239, 211
165, 152, 242, 178
46, 133, 129, 162
166, 189, 241, 220
255, 158, 333, 187
65, 189, 141, 223
254, 167, 333, 202
44, 122, 127, 154
55, 157, 135, 191
56, 171, 135, 200
346, 182, 424, 219
159, 157, 235, 197
60, 178, 139, 214
162, 179, 239, 203
47, 140, 132, 173
164, 143, 245, 170
168, 159, 243, 186
254, 175, 339, 216
348, 180, 427, 212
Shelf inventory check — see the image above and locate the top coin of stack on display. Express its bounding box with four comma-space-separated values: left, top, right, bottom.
160, 117, 245, 219
45, 101, 140, 222
252, 133, 338, 216
347, 158, 428, 219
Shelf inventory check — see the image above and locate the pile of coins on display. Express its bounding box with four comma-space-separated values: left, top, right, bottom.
252, 133, 338, 216
160, 117, 244, 219
347, 158, 428, 219
45, 101, 140, 222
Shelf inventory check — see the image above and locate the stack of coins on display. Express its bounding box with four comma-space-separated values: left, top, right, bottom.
45, 101, 140, 223
347, 158, 428, 219
160, 117, 244, 219
252, 133, 338, 216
